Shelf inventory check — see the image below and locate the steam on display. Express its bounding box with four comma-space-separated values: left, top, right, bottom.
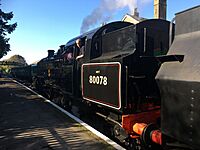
80, 0, 153, 33
80, 0, 137, 33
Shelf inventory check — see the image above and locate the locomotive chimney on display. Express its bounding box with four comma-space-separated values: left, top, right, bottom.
47, 50, 55, 58
154, 0, 167, 19
134, 8, 139, 17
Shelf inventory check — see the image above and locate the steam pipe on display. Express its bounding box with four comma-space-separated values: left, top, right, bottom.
125, 66, 128, 107
143, 28, 147, 53
169, 17, 175, 47
96, 112, 122, 127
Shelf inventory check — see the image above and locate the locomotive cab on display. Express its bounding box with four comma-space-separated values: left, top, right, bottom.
82, 20, 172, 114
81, 19, 174, 143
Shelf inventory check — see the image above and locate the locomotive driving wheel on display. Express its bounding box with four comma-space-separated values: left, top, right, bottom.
46, 87, 53, 100
52, 89, 65, 106
60, 95, 65, 107
51, 88, 72, 111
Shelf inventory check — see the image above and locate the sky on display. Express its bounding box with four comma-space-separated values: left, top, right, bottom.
1, 0, 200, 64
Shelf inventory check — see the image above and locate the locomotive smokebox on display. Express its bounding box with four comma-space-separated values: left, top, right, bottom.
47, 50, 55, 58
156, 5, 200, 149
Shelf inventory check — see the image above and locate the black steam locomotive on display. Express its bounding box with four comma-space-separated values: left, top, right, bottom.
11, 5, 200, 150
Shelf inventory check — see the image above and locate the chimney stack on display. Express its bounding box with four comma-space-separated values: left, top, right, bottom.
47, 50, 55, 58
134, 8, 139, 17
154, 0, 167, 19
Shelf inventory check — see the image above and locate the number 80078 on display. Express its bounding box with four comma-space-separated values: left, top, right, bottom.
89, 75, 108, 85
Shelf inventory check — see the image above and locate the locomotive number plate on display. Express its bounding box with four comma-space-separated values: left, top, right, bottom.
81, 62, 121, 110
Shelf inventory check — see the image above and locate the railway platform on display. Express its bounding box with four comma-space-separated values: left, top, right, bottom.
0, 78, 120, 150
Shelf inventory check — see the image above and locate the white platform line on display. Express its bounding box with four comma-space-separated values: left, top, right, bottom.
13, 79, 125, 150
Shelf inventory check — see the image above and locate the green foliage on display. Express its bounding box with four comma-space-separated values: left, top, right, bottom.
7, 54, 27, 66
0, 54, 27, 74
0, 2, 17, 58
0, 65, 10, 74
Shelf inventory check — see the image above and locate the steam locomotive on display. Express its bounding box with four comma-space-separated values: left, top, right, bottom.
11, 5, 200, 150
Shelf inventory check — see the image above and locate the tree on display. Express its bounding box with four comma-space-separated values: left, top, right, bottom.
0, 2, 17, 58
0, 54, 27, 74
7, 54, 27, 66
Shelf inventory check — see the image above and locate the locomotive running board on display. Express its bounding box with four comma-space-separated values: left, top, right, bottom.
140, 55, 184, 64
